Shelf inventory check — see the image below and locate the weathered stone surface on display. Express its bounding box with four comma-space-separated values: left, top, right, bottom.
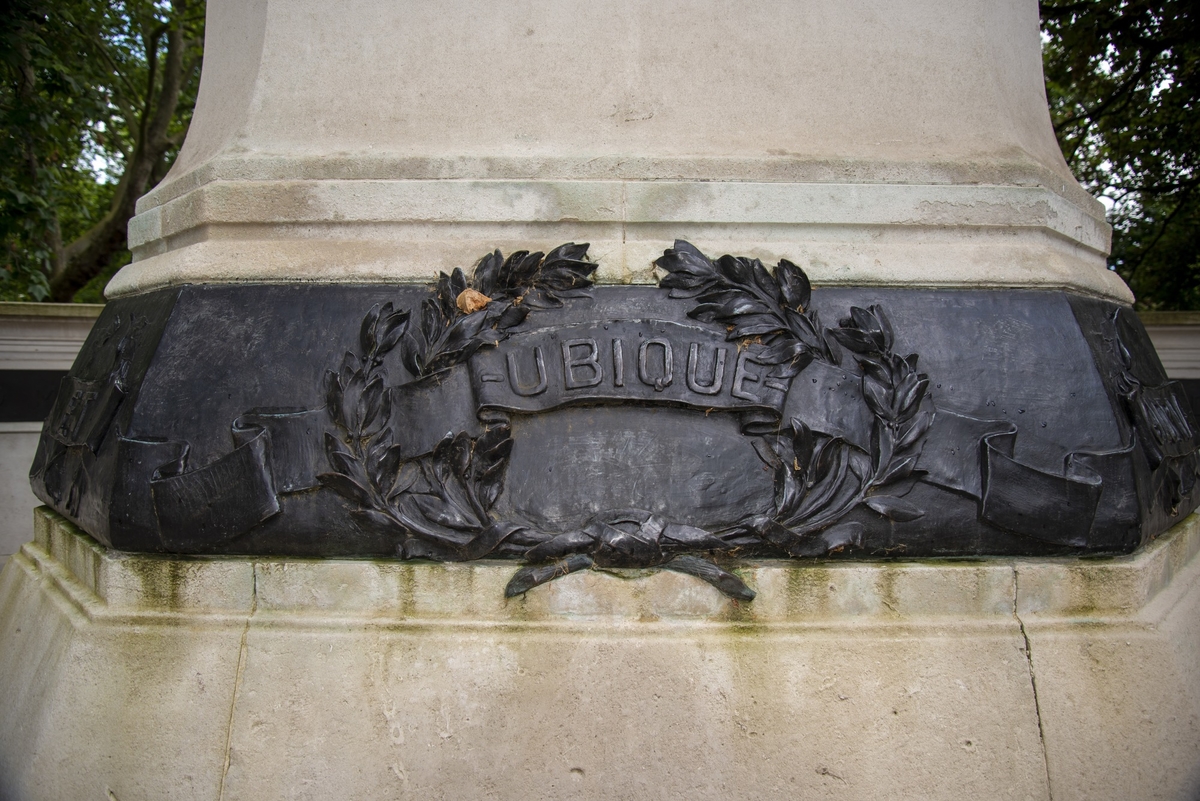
0, 424, 41, 569
114, 181, 1124, 301
1, 508, 1198, 799
0, 513, 246, 801
1018, 527, 1200, 800
109, 0, 1126, 302
0, 302, 100, 571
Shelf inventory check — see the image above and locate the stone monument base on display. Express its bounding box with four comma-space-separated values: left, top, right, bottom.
2, 507, 1199, 800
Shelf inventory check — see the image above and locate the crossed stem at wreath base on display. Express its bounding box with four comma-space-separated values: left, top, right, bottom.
320, 241, 933, 603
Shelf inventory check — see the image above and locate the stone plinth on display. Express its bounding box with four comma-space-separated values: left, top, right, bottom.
0, 302, 99, 570
2, 507, 1198, 800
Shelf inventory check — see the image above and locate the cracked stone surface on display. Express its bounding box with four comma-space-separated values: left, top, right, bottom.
1, 508, 1198, 799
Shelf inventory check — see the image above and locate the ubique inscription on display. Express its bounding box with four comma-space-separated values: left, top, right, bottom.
472, 321, 786, 421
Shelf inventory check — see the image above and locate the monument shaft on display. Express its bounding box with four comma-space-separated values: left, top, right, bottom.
118, 0, 1120, 299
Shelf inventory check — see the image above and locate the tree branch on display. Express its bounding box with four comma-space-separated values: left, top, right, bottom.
1122, 187, 1196, 281
50, 4, 192, 300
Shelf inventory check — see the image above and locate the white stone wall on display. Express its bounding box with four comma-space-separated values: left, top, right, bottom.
0, 424, 44, 567
1143, 314, 1200, 379
0, 305, 99, 569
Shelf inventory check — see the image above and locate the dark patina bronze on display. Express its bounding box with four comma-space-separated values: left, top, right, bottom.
30, 242, 1200, 599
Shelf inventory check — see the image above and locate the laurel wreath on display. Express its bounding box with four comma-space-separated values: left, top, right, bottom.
320, 241, 932, 600
654, 241, 931, 557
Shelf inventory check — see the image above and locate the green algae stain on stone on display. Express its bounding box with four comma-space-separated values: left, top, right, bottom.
783, 563, 833, 618
123, 556, 192, 611
877, 563, 901, 617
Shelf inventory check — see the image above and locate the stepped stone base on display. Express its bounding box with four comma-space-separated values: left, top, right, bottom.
1, 507, 1199, 800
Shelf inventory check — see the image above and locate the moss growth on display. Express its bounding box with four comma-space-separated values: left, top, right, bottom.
877, 563, 900, 615
783, 563, 832, 616
123, 556, 192, 611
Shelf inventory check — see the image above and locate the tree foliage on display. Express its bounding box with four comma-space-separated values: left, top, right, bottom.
0, 0, 202, 302
1043, 0, 1200, 309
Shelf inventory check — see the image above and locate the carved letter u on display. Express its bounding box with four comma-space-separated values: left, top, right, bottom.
506, 347, 548, 397
686, 343, 727, 395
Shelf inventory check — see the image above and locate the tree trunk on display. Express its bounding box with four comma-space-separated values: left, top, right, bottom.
48, 14, 188, 302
